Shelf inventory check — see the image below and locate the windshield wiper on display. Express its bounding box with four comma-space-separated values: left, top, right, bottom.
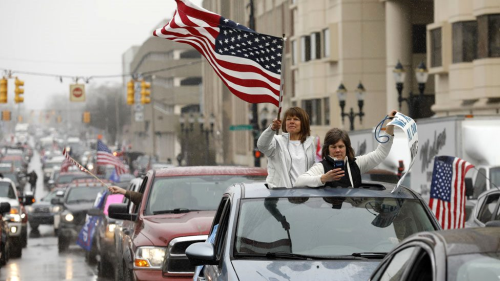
351, 252, 387, 258
153, 208, 200, 215
235, 252, 366, 260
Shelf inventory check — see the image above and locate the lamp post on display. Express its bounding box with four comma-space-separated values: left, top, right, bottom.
393, 60, 429, 118
198, 113, 215, 165
337, 82, 366, 131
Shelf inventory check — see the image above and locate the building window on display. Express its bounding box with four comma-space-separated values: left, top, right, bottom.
323, 97, 330, 125
311, 32, 321, 60
452, 21, 477, 63
301, 35, 311, 62
430, 28, 442, 67
478, 14, 500, 58
323, 28, 330, 57
412, 25, 427, 54
180, 77, 202, 86
292, 70, 297, 97
302, 99, 322, 125
292, 40, 297, 65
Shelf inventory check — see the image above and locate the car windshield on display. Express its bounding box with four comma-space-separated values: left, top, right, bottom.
0, 182, 16, 199
0, 163, 12, 172
234, 197, 435, 257
449, 253, 500, 281
145, 175, 266, 215
65, 187, 105, 204
41, 190, 62, 202
56, 174, 84, 184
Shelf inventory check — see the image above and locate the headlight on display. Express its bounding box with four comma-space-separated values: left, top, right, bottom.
87, 164, 94, 170
7, 208, 21, 222
51, 206, 61, 213
106, 223, 116, 233
64, 213, 74, 222
134, 247, 167, 268
26, 206, 33, 213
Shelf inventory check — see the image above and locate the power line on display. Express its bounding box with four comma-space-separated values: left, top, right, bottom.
0, 56, 121, 65
0, 59, 203, 81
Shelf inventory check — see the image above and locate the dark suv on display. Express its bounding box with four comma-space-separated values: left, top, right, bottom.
52, 183, 106, 252
186, 182, 441, 281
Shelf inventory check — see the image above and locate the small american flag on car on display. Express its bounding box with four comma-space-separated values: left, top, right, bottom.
429, 156, 474, 229
153, 0, 284, 106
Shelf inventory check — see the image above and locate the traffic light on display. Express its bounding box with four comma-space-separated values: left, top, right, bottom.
2, 111, 11, 121
83, 111, 91, 123
14, 77, 24, 103
140, 80, 151, 104
0, 78, 7, 103
127, 79, 135, 105
254, 149, 262, 160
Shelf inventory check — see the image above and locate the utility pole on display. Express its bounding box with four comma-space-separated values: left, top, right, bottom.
151, 76, 157, 161
248, 0, 260, 167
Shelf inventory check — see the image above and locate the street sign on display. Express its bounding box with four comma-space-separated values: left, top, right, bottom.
134, 104, 144, 112
135, 112, 144, 122
229, 124, 253, 131
70, 84, 86, 102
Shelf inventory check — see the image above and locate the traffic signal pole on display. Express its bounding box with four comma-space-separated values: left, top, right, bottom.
151, 76, 157, 161
248, 0, 260, 167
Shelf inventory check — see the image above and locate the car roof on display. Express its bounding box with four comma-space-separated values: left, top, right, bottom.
238, 181, 417, 199
153, 166, 267, 177
415, 227, 500, 256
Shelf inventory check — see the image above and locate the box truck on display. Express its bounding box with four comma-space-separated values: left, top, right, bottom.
350, 115, 500, 202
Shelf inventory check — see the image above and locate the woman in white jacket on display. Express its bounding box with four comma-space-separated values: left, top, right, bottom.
257, 107, 316, 188
295, 110, 397, 188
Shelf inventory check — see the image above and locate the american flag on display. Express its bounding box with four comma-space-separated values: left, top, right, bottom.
429, 156, 474, 229
153, 0, 284, 106
63, 149, 88, 174
60, 158, 73, 173
97, 140, 126, 175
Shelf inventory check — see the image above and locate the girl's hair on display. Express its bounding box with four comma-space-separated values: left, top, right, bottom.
321, 128, 355, 160
281, 107, 311, 143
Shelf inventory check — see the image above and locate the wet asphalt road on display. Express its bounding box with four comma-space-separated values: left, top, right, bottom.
0, 143, 112, 281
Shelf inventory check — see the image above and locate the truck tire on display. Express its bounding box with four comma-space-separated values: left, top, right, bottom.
123, 260, 134, 281
58, 237, 68, 252
10, 238, 22, 258
114, 256, 124, 281
0, 242, 9, 266
98, 256, 113, 278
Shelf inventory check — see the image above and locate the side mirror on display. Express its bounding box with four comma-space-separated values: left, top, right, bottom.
108, 203, 137, 221
51, 198, 62, 205
185, 242, 217, 266
87, 208, 103, 217
0, 202, 11, 214
465, 178, 473, 198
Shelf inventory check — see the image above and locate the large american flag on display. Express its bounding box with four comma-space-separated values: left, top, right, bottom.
153, 0, 284, 106
428, 156, 474, 229
97, 140, 126, 175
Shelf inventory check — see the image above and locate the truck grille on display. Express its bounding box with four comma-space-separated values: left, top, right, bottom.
35, 207, 50, 213
162, 235, 208, 276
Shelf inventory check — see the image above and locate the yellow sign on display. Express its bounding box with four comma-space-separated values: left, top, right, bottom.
70, 84, 86, 102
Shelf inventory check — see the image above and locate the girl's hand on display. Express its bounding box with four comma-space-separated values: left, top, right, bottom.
271, 119, 282, 131
321, 168, 345, 184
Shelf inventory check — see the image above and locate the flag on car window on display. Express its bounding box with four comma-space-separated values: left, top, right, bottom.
153, 0, 284, 106
76, 191, 107, 251
315, 136, 322, 162
97, 140, 126, 175
428, 156, 474, 229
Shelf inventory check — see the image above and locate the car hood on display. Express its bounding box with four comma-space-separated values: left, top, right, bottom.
0, 197, 19, 208
65, 203, 94, 213
231, 260, 380, 281
31, 201, 51, 207
142, 211, 215, 246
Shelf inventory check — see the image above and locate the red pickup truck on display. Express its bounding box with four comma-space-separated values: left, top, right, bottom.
109, 166, 267, 281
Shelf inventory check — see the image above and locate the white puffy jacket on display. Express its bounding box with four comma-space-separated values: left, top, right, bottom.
257, 125, 316, 188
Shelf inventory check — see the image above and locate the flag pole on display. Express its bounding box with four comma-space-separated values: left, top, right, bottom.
276, 34, 286, 135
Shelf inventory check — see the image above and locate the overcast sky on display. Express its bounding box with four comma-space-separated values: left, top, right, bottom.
0, 0, 202, 110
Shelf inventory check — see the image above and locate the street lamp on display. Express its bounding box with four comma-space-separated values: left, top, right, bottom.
259, 107, 269, 129
337, 82, 366, 131
393, 60, 429, 118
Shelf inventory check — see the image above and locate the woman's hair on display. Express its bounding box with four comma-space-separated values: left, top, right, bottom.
321, 128, 355, 160
281, 107, 311, 143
